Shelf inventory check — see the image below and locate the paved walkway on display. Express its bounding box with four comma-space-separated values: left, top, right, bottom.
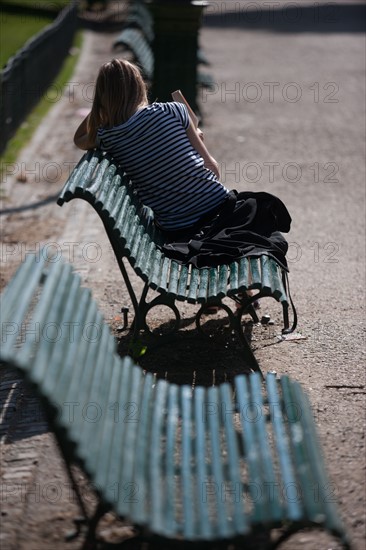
0, 2, 365, 548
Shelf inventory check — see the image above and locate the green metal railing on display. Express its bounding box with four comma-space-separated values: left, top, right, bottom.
0, 0, 78, 155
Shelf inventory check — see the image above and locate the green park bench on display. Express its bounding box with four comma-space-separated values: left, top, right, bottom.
114, 27, 154, 80
57, 149, 297, 376
117, 0, 211, 66
122, 1, 155, 43
114, 5, 214, 89
0, 253, 350, 549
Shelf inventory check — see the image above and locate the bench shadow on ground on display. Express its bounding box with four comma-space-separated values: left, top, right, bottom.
0, 368, 50, 443
115, 312, 259, 387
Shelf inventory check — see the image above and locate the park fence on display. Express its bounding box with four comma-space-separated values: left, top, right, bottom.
0, 0, 78, 155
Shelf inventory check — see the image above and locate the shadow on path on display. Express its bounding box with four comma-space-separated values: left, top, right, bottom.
0, 192, 60, 216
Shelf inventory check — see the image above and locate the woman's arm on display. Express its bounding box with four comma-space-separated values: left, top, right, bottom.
73, 113, 97, 150
185, 120, 220, 179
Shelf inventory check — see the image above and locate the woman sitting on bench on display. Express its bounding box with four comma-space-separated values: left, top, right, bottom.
74, 58, 292, 280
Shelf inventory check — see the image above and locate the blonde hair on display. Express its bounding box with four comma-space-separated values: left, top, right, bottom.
88, 58, 148, 141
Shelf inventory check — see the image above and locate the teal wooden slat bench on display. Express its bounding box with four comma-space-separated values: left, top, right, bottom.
57, 149, 297, 376
123, 1, 155, 43
120, 1, 210, 66
0, 254, 350, 549
113, 28, 154, 80
113, 20, 215, 90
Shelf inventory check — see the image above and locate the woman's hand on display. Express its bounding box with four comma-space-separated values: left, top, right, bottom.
197, 128, 204, 142
206, 157, 220, 179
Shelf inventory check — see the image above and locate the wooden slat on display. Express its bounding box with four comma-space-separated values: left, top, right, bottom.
44, 290, 96, 402
131, 372, 155, 525
84, 354, 120, 474
219, 383, 250, 535
217, 264, 228, 298
197, 268, 209, 303
77, 333, 116, 461
137, 241, 156, 280
280, 377, 322, 522
269, 261, 288, 303
260, 256, 273, 294
117, 205, 137, 245
66, 317, 112, 444
156, 256, 170, 293
167, 261, 180, 297
249, 373, 281, 522
14, 262, 71, 371
291, 382, 347, 534
266, 374, 303, 522
181, 385, 195, 538
113, 194, 131, 242
57, 151, 95, 204
228, 261, 239, 295
27, 266, 80, 383
208, 267, 218, 300
83, 157, 111, 202
149, 380, 169, 534
101, 360, 134, 503
187, 268, 200, 303
124, 215, 139, 254
54, 300, 99, 419
109, 185, 127, 225
75, 153, 100, 194
70, 324, 115, 452
161, 384, 179, 536
129, 225, 145, 265
249, 258, 261, 289
0, 253, 46, 328
238, 257, 250, 292
117, 366, 144, 516
149, 249, 163, 290
176, 265, 189, 301
234, 375, 263, 523
103, 173, 122, 214
94, 164, 117, 213
90, 358, 133, 485
133, 236, 154, 278
193, 387, 213, 539
206, 386, 233, 538
75, 151, 100, 187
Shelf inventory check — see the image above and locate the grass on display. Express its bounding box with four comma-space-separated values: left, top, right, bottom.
0, 12, 53, 68
0, 30, 83, 174
0, 1, 72, 68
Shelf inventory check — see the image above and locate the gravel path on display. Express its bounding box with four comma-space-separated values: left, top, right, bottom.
0, 2, 365, 548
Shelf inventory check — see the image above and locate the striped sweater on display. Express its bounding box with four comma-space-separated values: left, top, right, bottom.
97, 102, 229, 231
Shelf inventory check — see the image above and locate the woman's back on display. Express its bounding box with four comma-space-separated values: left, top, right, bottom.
97, 102, 229, 231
